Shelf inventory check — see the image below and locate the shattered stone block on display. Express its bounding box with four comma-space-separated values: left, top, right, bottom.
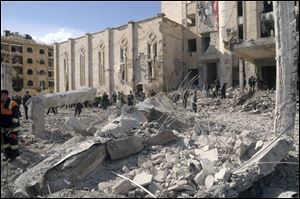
112, 179, 134, 195
146, 130, 177, 146
194, 170, 208, 186
106, 136, 144, 161
133, 172, 153, 187
214, 167, 231, 182
205, 175, 215, 190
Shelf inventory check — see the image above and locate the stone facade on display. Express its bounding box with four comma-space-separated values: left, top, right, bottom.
55, 15, 184, 96
1, 31, 54, 93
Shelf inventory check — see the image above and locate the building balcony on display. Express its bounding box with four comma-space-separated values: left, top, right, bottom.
11, 62, 23, 67
1, 49, 10, 54
11, 51, 23, 56
48, 76, 54, 80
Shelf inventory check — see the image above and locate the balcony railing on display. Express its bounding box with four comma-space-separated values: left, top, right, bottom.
11, 62, 23, 67
11, 51, 23, 56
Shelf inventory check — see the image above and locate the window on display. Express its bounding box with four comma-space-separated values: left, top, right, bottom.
188, 39, 197, 52
39, 49, 45, 54
237, 1, 243, 17
40, 70, 46, 76
27, 47, 33, 53
27, 69, 33, 75
153, 43, 157, 58
147, 43, 151, 59
27, 80, 33, 86
187, 14, 196, 27
80, 50, 85, 86
40, 59, 45, 65
49, 81, 54, 87
48, 71, 53, 77
98, 51, 105, 85
49, 61, 52, 67
263, 1, 273, 13
202, 36, 210, 52
27, 58, 33, 64
11, 46, 16, 52
238, 24, 244, 40
48, 52, 52, 56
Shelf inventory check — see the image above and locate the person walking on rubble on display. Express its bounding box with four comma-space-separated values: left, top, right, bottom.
22, 91, 31, 120
127, 91, 134, 106
248, 76, 253, 91
204, 81, 210, 98
112, 91, 117, 104
192, 90, 197, 113
102, 92, 109, 110
74, 103, 84, 116
221, 83, 227, 99
1, 89, 21, 161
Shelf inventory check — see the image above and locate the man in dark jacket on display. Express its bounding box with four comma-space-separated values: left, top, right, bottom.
22, 91, 31, 120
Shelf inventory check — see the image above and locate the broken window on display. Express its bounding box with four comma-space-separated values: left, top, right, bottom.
48, 71, 53, 77
27, 80, 33, 86
188, 38, 197, 52
148, 61, 153, 80
39, 49, 45, 54
202, 36, 210, 52
120, 45, 127, 83
80, 50, 85, 86
40, 70, 46, 76
40, 80, 46, 89
11, 46, 16, 52
187, 14, 196, 27
238, 24, 244, 40
27, 58, 33, 64
262, 1, 273, 13
237, 1, 243, 17
153, 43, 157, 58
27, 47, 33, 53
40, 59, 45, 65
27, 69, 33, 75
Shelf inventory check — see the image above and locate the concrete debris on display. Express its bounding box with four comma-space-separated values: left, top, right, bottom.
133, 172, 153, 186
146, 130, 178, 146
106, 136, 144, 161
112, 179, 134, 195
2, 89, 298, 198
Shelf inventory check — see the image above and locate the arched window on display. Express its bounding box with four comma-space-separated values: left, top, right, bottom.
40, 70, 46, 76
27, 47, 33, 53
80, 49, 85, 86
40, 59, 45, 65
27, 80, 33, 86
27, 58, 33, 64
27, 69, 33, 75
39, 49, 45, 54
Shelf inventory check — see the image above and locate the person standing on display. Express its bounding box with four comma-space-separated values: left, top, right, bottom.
102, 92, 109, 110
127, 91, 134, 106
192, 90, 197, 113
112, 91, 117, 104
1, 90, 21, 161
74, 103, 84, 116
22, 91, 31, 120
221, 83, 227, 99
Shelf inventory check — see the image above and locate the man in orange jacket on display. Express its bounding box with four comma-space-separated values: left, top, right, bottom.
1, 90, 21, 161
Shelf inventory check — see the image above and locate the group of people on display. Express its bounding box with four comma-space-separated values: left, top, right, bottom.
203, 79, 227, 99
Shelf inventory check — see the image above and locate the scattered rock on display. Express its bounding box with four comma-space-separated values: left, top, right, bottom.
112, 179, 134, 195
205, 175, 215, 190
133, 172, 153, 186
146, 130, 177, 146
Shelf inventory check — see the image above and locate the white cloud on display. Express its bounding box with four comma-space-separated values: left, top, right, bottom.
32, 28, 84, 44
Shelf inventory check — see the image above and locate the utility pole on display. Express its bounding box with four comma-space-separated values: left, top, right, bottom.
273, 1, 298, 142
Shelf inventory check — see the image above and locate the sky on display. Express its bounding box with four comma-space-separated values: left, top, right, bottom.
1, 1, 161, 44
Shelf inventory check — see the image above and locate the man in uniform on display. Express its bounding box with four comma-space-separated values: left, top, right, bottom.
1, 90, 21, 161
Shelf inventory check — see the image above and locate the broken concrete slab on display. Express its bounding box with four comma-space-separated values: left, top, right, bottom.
200, 158, 216, 174
122, 165, 130, 173
233, 138, 290, 176
148, 182, 163, 195
26, 88, 96, 135
112, 179, 134, 195
106, 136, 144, 161
146, 130, 177, 146
13, 140, 106, 197
133, 172, 153, 186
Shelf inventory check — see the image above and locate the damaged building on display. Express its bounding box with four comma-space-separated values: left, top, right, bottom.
55, 1, 299, 95
162, 1, 299, 89
54, 14, 185, 95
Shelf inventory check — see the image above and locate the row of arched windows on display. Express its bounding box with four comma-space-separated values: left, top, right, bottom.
26, 58, 45, 65
27, 80, 46, 87
27, 69, 46, 75
27, 48, 49, 55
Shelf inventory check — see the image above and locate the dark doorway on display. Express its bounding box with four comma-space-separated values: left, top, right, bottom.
188, 69, 199, 85
207, 63, 217, 84
136, 84, 143, 93
262, 66, 276, 89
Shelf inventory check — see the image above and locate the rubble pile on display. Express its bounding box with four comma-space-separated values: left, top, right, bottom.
1, 89, 298, 198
